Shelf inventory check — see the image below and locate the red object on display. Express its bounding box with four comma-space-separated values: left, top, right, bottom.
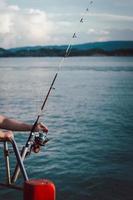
24, 179, 56, 200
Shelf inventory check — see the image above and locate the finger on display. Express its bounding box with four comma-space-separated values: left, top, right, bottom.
39, 122, 48, 133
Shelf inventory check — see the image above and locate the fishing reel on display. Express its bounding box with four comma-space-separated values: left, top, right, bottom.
32, 132, 49, 153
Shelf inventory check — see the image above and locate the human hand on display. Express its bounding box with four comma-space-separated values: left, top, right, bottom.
34, 122, 48, 133
0, 130, 14, 141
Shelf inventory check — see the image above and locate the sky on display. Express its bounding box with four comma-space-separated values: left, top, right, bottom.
0, 0, 133, 48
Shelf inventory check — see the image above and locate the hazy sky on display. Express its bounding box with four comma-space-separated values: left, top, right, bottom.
0, 0, 133, 48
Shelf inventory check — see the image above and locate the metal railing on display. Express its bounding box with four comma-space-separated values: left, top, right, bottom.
0, 137, 28, 191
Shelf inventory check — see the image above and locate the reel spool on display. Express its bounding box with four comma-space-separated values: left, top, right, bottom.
32, 132, 49, 153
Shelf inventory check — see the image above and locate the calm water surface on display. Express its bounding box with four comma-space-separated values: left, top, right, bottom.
0, 57, 133, 200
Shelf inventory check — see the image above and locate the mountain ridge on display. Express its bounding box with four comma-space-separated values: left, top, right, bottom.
0, 41, 133, 57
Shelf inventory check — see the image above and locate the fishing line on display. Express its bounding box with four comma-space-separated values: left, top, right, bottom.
29, 0, 94, 135
57, 0, 94, 70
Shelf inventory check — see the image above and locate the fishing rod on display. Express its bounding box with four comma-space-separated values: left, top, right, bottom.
11, 1, 94, 183
11, 75, 58, 182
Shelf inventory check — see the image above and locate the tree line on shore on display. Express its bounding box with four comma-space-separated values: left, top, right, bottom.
0, 41, 133, 57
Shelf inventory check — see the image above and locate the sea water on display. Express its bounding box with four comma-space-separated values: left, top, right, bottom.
0, 57, 133, 200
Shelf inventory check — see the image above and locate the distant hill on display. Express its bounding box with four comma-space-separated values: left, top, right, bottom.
0, 48, 11, 56
73, 41, 133, 51
0, 41, 133, 57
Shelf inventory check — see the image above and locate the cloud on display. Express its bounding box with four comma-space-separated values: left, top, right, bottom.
0, 0, 133, 48
87, 27, 133, 42
0, 0, 54, 48
88, 28, 109, 35
0, 0, 6, 8
83, 11, 133, 42
0, 1, 74, 48
87, 28, 110, 41
89, 12, 133, 22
